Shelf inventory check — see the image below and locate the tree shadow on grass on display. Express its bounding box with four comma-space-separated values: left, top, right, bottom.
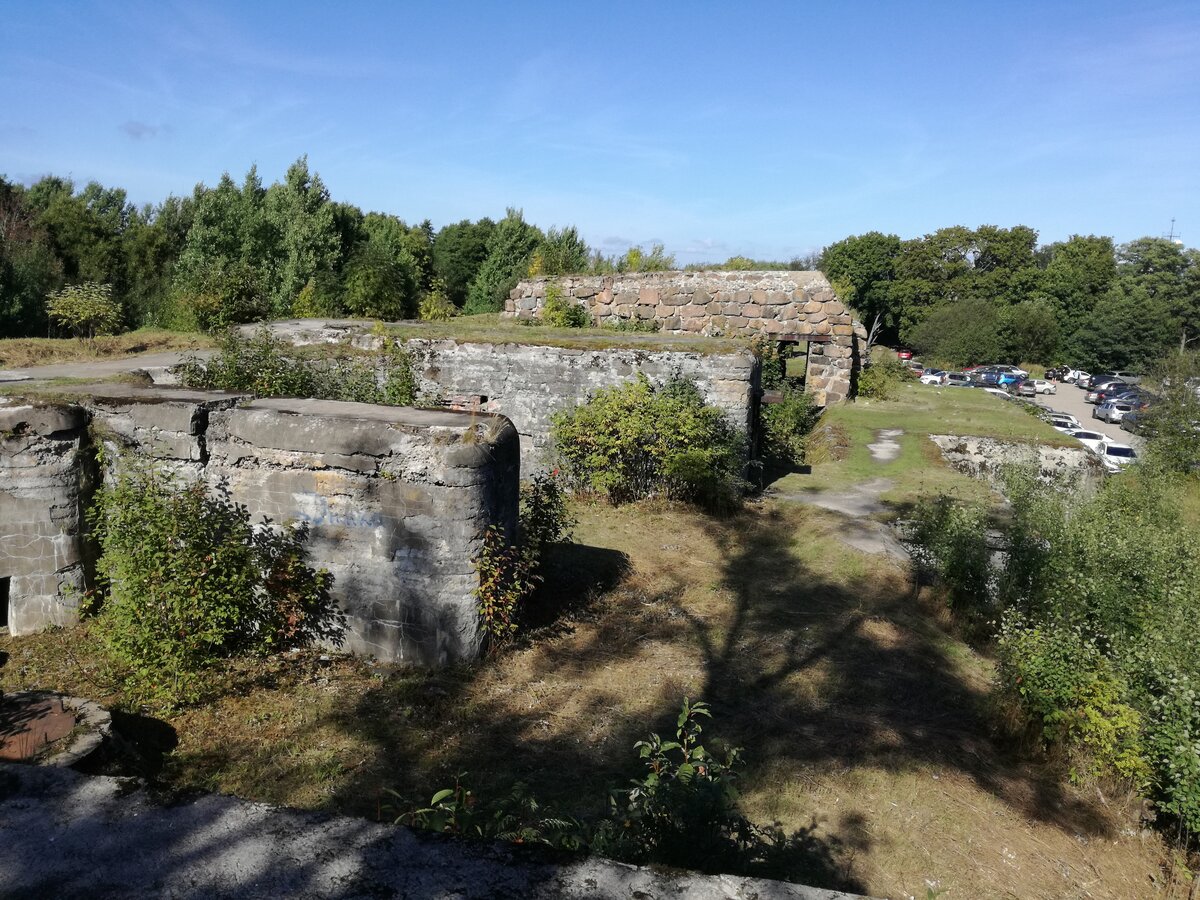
152, 501, 1122, 894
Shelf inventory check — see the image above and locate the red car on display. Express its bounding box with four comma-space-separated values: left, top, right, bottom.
897, 349, 913, 360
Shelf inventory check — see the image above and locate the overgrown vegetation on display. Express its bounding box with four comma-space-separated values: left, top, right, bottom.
855, 355, 912, 400
399, 699, 798, 875
178, 328, 418, 406
551, 374, 746, 510
908, 467, 1200, 835
86, 465, 343, 708
45, 281, 122, 339
474, 472, 575, 648
539, 281, 590, 328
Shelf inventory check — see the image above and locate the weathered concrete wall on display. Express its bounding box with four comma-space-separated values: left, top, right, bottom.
247, 321, 759, 469
505, 271, 866, 404
927, 434, 1104, 485
0, 388, 519, 666
0, 402, 91, 634
404, 339, 756, 466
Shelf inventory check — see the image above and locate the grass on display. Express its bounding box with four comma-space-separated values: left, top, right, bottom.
378, 314, 752, 355
770, 384, 1072, 512
0, 329, 212, 369
0, 496, 1173, 898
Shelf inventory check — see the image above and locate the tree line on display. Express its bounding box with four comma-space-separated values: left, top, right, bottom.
3, 157, 1197, 373
0, 156, 680, 339
820, 227, 1200, 371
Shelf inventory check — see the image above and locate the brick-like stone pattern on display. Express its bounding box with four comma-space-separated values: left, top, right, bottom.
0, 402, 91, 635
505, 271, 867, 405
0, 389, 519, 666
248, 322, 758, 470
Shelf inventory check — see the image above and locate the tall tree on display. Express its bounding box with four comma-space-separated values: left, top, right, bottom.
0, 177, 62, 336
464, 209, 542, 314
819, 231, 901, 347
263, 156, 340, 318
433, 218, 495, 307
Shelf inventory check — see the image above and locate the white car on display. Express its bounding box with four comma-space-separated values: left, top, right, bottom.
1026, 379, 1056, 395
919, 371, 947, 385
1067, 429, 1112, 454
1048, 414, 1081, 433
1098, 443, 1137, 472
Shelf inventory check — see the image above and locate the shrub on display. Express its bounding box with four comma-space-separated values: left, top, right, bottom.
87, 466, 342, 707
419, 286, 456, 321
855, 356, 911, 400
541, 282, 589, 328
996, 612, 1150, 784
46, 282, 122, 339
474, 472, 575, 648
594, 698, 751, 871
761, 387, 821, 467
179, 329, 418, 407
551, 374, 746, 509
905, 495, 992, 614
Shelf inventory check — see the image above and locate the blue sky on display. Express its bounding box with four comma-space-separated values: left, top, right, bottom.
2, 1, 1197, 263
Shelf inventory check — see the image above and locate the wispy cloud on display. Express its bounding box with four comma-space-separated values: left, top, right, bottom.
120, 120, 169, 141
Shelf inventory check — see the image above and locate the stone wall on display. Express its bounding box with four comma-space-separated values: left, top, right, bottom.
247, 321, 759, 469
0, 403, 91, 634
0, 388, 519, 666
505, 271, 866, 404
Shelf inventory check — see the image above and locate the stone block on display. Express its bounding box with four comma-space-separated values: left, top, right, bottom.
743, 304, 763, 318
638, 287, 659, 305
833, 324, 853, 336
807, 312, 828, 324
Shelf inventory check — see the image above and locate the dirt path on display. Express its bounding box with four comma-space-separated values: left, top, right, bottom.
0, 350, 209, 384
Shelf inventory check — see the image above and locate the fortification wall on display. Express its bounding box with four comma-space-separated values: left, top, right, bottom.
0, 403, 91, 634
248, 321, 759, 468
505, 271, 866, 404
0, 389, 519, 665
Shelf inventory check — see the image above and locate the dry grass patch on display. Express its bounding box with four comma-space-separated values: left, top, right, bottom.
0, 330, 211, 369
0, 498, 1176, 897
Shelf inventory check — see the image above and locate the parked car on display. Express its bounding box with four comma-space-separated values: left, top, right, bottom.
1067, 369, 1090, 385
1099, 370, 1142, 386
897, 349, 913, 360
1048, 413, 1081, 432
1025, 379, 1056, 395
1098, 443, 1137, 472
945, 372, 972, 387
1015, 379, 1037, 397
1094, 400, 1134, 423
919, 370, 948, 385
1067, 429, 1111, 453
1086, 380, 1127, 403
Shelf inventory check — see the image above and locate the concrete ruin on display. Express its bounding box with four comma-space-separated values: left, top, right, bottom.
0, 387, 519, 664
505, 271, 867, 405
249, 320, 760, 468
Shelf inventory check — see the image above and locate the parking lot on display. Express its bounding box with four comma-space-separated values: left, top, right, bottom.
1030, 379, 1144, 450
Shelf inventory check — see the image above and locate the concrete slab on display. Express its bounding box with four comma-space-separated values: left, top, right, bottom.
0, 764, 869, 900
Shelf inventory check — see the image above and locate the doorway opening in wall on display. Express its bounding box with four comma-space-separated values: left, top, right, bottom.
0, 576, 9, 631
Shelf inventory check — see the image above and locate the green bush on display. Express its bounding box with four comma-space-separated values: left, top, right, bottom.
996, 612, 1149, 784
87, 466, 342, 707
541, 282, 589, 328
474, 472, 575, 648
46, 281, 122, 338
905, 495, 992, 614
179, 328, 418, 407
761, 387, 821, 467
855, 356, 911, 400
551, 374, 747, 509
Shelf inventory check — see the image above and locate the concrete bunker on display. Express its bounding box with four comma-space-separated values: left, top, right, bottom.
0, 388, 519, 665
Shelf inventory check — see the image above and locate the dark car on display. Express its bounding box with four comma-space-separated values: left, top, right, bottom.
1016, 379, 1037, 397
